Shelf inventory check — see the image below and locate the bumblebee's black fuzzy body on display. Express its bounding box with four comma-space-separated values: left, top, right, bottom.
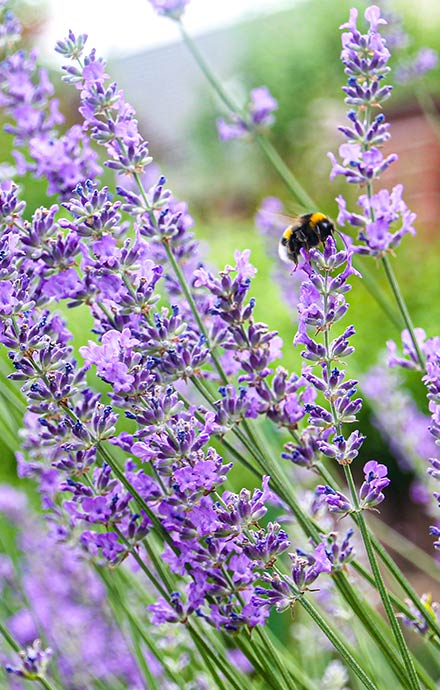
279, 212, 335, 266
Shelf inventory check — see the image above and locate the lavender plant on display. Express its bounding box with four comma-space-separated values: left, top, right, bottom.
362, 360, 437, 507
0, 2, 439, 689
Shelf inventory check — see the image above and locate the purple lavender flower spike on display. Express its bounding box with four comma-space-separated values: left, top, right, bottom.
290, 236, 366, 475
0, 20, 100, 197
329, 5, 417, 258
57, 37, 152, 180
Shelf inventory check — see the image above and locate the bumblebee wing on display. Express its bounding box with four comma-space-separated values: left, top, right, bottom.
273, 212, 306, 225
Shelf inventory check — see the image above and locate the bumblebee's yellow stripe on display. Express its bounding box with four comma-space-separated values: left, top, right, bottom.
282, 226, 294, 240
309, 212, 327, 227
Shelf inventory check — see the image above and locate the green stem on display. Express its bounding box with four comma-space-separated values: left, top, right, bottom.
233, 635, 290, 690
344, 467, 421, 690
0, 621, 20, 652
298, 595, 378, 690
101, 570, 160, 690
129, 629, 161, 690
97, 300, 116, 327
334, 572, 419, 690
253, 627, 299, 690
142, 537, 175, 594
355, 258, 403, 331
113, 527, 170, 599
253, 134, 315, 208
366, 526, 440, 641
381, 255, 425, 369
178, 21, 241, 116
191, 634, 232, 690
35, 677, 59, 690
100, 567, 186, 689
187, 624, 244, 690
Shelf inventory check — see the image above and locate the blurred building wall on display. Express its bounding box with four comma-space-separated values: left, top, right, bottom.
383, 104, 440, 235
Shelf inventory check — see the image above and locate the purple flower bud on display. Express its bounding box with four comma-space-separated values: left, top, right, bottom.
316, 485, 352, 514
147, 0, 190, 19
5, 639, 52, 680
359, 460, 390, 509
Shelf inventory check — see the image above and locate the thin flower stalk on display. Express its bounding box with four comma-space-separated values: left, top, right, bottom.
329, 5, 424, 369
288, 236, 421, 687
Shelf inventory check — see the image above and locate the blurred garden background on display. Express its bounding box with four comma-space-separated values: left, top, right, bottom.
2, 0, 440, 576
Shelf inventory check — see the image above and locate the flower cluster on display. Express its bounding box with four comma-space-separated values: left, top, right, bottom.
252, 543, 332, 613
57, 32, 153, 181
194, 250, 316, 433
0, 10, 100, 197
5, 640, 52, 682
1, 3, 436, 688
0, 13, 309, 640
317, 460, 390, 513
328, 5, 416, 257
362, 360, 437, 506
217, 86, 278, 141
320, 529, 355, 571
0, 191, 291, 636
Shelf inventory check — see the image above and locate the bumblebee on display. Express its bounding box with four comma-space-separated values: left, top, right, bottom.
278, 212, 335, 266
